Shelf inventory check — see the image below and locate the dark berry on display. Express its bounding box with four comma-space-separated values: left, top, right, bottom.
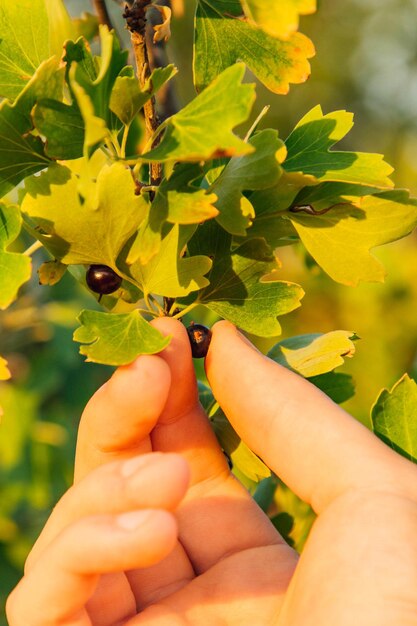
86, 265, 123, 295
186, 323, 212, 359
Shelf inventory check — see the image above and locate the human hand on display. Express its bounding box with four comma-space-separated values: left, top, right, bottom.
7, 318, 417, 625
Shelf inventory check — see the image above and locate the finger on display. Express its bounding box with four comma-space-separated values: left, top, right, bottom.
148, 318, 287, 575
74, 355, 171, 481
25, 453, 190, 572
205, 321, 417, 513
6, 509, 178, 626
129, 543, 296, 626
73, 351, 195, 611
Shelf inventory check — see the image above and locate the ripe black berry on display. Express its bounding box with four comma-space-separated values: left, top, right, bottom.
186, 323, 212, 359
86, 265, 123, 295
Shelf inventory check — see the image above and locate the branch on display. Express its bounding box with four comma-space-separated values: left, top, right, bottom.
123, 1, 162, 187
93, 0, 114, 29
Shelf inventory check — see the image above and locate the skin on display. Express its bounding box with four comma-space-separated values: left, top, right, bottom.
6, 317, 417, 626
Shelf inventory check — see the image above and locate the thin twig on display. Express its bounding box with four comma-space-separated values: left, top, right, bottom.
123, 1, 163, 187
23, 241, 43, 256
93, 0, 114, 29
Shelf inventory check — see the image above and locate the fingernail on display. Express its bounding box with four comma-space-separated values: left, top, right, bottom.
116, 510, 153, 530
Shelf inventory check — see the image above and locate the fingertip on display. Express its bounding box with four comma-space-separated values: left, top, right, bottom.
150, 317, 198, 421
206, 321, 261, 378
151, 316, 190, 348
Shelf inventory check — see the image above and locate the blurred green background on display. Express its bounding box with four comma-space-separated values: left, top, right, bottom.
2, 0, 417, 617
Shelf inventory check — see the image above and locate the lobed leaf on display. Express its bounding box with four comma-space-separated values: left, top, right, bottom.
188, 221, 304, 336
73, 309, 171, 366
283, 106, 394, 188
21, 161, 148, 270
110, 65, 177, 127
0, 203, 32, 310
241, 0, 317, 39
0, 0, 49, 99
288, 189, 417, 286
133, 164, 218, 265
33, 99, 85, 160
371, 374, 417, 464
0, 0, 74, 100
210, 129, 285, 235
0, 58, 63, 198
129, 224, 212, 298
142, 64, 255, 162
68, 27, 127, 129
268, 331, 357, 378
308, 372, 355, 405
194, 0, 314, 94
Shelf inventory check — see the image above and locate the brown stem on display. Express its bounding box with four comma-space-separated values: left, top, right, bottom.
145, 1, 180, 121
93, 0, 113, 29
123, 1, 162, 187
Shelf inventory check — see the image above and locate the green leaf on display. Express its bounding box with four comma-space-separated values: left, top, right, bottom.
288, 189, 417, 286
0, 203, 32, 309
268, 331, 357, 377
270, 512, 295, 547
0, 58, 63, 198
283, 106, 394, 187
188, 221, 304, 336
142, 64, 255, 163
210, 129, 285, 235
0, 0, 73, 100
110, 65, 178, 127
0, 0, 49, 99
194, 1, 315, 94
33, 99, 85, 160
132, 164, 218, 265
45, 0, 76, 58
212, 409, 270, 482
21, 161, 148, 269
73, 309, 171, 365
274, 482, 315, 552
0, 356, 11, 381
371, 374, 417, 463
68, 27, 128, 130
241, 0, 317, 39
308, 372, 355, 405
70, 78, 110, 151
129, 224, 212, 297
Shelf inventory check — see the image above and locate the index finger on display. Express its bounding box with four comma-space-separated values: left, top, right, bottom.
205, 321, 417, 512
74, 355, 171, 481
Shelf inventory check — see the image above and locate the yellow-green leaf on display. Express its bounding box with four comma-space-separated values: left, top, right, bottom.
268, 331, 357, 377
130, 225, 212, 298
371, 374, 417, 464
74, 309, 171, 365
21, 161, 148, 270
0, 203, 32, 310
142, 64, 255, 163
283, 106, 394, 188
194, 1, 315, 94
241, 0, 317, 39
289, 190, 417, 286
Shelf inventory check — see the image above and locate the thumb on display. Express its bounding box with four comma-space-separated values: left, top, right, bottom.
205, 321, 417, 512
